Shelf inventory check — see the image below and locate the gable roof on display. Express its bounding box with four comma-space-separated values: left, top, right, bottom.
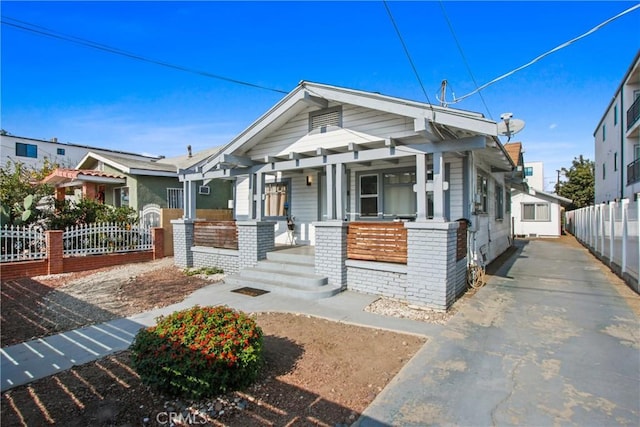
514, 186, 572, 206
42, 168, 126, 186
504, 142, 523, 166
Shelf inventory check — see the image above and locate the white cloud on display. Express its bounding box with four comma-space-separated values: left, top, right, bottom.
549, 123, 557, 130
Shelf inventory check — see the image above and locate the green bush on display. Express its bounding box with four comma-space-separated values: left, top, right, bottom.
130, 306, 263, 398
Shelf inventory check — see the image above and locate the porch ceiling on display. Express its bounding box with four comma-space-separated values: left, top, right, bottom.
274, 126, 385, 158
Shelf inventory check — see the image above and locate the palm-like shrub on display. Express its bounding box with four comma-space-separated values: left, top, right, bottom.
130, 306, 263, 398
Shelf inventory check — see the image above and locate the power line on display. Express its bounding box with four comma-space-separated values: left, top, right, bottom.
0, 16, 289, 95
382, 1, 434, 108
448, 3, 640, 104
437, 1, 493, 120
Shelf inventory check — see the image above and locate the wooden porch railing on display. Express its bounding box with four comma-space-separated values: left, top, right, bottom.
347, 221, 407, 264
193, 221, 238, 250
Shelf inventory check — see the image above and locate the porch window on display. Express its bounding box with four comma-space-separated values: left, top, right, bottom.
264, 181, 289, 218
359, 175, 379, 217
476, 175, 488, 213
167, 188, 183, 209
114, 187, 129, 208
522, 203, 550, 221
495, 184, 504, 219
383, 171, 417, 217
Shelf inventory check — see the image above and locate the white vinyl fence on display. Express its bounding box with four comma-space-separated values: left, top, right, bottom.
0, 225, 46, 262
62, 222, 153, 256
566, 200, 639, 290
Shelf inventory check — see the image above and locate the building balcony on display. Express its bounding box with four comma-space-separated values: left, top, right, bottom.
628, 95, 640, 137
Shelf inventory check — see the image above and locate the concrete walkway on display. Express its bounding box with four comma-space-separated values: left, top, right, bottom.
355, 238, 640, 426
1, 278, 441, 393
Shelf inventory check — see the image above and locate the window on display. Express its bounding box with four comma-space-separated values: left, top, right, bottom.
476, 175, 488, 213
635, 144, 640, 161
524, 166, 533, 177
56, 148, 65, 155
614, 152, 618, 172
309, 107, 342, 132
602, 163, 606, 180
522, 203, 550, 221
114, 187, 129, 208
505, 190, 512, 213
167, 188, 183, 209
383, 171, 416, 217
495, 184, 504, 220
614, 105, 618, 126
359, 174, 379, 217
602, 124, 606, 141
264, 181, 289, 217
16, 143, 37, 158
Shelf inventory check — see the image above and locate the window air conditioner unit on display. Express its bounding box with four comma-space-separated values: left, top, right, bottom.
198, 185, 210, 195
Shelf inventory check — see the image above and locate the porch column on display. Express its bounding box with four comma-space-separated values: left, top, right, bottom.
182, 181, 196, 219
406, 221, 464, 310
237, 221, 275, 269
432, 152, 445, 221
82, 182, 96, 200
335, 163, 346, 221
247, 174, 255, 220
171, 219, 195, 268
255, 172, 264, 221
314, 221, 348, 287
325, 164, 335, 220
415, 154, 428, 221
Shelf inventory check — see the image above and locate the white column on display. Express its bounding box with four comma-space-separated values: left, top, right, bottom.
182, 180, 196, 219
326, 164, 335, 220
255, 172, 264, 221
247, 174, 255, 220
335, 163, 346, 221
415, 154, 427, 221
432, 152, 445, 221
621, 199, 629, 274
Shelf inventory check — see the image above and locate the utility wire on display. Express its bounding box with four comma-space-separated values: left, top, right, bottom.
438, 1, 493, 119
1, 16, 289, 95
382, 1, 434, 108
448, 2, 640, 104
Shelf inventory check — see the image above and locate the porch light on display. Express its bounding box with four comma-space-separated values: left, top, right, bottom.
306, 175, 313, 186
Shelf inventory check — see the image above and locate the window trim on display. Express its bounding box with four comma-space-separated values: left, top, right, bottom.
476, 174, 489, 214
167, 187, 184, 209
521, 202, 550, 222
495, 184, 504, 220
114, 186, 130, 208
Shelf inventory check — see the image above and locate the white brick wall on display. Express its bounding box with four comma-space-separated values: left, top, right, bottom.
171, 219, 194, 268
192, 247, 239, 274
314, 222, 347, 286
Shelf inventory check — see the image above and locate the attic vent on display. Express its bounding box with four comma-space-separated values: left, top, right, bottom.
309, 107, 342, 132
198, 185, 210, 195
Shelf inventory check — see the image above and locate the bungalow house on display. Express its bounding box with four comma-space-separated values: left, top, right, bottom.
43, 148, 233, 217
174, 81, 516, 310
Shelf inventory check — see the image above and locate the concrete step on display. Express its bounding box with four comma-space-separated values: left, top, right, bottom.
266, 250, 314, 265
224, 275, 344, 300
240, 266, 328, 288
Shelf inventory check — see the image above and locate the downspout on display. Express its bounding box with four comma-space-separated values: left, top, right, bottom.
620, 91, 625, 200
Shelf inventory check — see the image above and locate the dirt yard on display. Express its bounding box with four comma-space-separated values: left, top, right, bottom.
1, 258, 428, 426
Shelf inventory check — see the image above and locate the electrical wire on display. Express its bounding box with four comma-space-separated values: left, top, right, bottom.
447, 3, 640, 104
382, 1, 434, 109
0, 16, 289, 95
438, 1, 493, 119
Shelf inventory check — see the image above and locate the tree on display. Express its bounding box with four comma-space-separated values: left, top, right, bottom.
0, 160, 57, 226
558, 155, 594, 210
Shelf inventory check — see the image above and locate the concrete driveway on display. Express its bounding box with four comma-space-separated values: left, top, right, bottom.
356, 237, 640, 426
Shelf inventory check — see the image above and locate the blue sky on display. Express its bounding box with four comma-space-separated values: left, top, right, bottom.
1, 1, 639, 191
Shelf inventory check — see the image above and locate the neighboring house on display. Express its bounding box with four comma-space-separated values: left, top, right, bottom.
173, 81, 516, 310
594, 49, 640, 203
43, 147, 233, 213
523, 161, 545, 191
511, 187, 572, 238
1, 134, 161, 169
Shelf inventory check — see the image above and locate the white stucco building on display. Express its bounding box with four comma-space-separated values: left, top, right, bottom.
594, 50, 640, 203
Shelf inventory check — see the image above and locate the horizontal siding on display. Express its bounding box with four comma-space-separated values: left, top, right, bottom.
446, 155, 464, 220
235, 177, 250, 217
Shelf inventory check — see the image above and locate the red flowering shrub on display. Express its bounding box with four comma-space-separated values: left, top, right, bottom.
130, 305, 263, 398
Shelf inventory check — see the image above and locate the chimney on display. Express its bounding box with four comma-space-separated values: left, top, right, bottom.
187, 145, 192, 158
51, 137, 58, 142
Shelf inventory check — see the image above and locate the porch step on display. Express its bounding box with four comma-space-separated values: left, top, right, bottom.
224, 248, 343, 300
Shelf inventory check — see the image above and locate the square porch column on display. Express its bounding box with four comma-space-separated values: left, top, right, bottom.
171, 219, 195, 268
314, 221, 348, 287
405, 221, 465, 310
237, 221, 275, 269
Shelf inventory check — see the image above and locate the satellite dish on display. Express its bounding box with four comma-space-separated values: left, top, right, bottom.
497, 114, 525, 141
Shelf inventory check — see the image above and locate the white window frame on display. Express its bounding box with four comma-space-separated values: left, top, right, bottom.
522, 202, 550, 222
167, 188, 184, 209
114, 186, 130, 208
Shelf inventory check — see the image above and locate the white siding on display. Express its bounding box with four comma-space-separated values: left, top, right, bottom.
511, 191, 562, 237
447, 155, 464, 220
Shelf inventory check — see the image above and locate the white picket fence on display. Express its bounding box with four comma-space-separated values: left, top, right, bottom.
566, 200, 639, 287
0, 222, 153, 262
0, 225, 46, 262
62, 222, 153, 256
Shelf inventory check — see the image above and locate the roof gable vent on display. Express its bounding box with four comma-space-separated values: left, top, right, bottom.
309, 107, 342, 132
